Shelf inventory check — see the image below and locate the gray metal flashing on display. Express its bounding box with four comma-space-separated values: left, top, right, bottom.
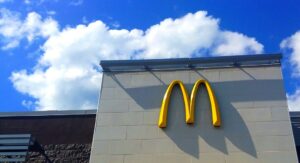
100, 53, 282, 72
0, 110, 97, 118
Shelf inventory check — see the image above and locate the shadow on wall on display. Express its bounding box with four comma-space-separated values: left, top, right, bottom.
163, 86, 257, 158
109, 70, 286, 159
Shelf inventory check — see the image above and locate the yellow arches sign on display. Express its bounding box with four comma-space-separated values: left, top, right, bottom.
158, 80, 221, 128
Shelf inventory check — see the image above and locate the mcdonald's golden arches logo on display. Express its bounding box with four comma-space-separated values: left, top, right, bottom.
158, 80, 221, 128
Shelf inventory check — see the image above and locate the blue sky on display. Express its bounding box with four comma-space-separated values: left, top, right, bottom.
1, 0, 300, 111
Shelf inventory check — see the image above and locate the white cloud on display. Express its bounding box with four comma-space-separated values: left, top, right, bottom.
213, 31, 263, 56
11, 21, 144, 110
287, 90, 300, 111
281, 31, 300, 111
0, 8, 59, 49
138, 11, 263, 59
10, 10, 263, 110
141, 12, 219, 59
281, 31, 300, 76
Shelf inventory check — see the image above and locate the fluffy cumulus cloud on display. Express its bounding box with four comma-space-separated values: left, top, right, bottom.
281, 31, 300, 111
212, 31, 263, 56
139, 12, 263, 58
287, 90, 300, 111
10, 10, 263, 110
0, 8, 59, 49
11, 21, 143, 110
281, 31, 300, 76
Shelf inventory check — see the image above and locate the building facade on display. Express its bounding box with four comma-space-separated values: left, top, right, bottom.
90, 54, 298, 163
0, 110, 96, 162
290, 111, 300, 160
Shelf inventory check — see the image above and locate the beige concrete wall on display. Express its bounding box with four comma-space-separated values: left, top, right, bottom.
90, 66, 298, 163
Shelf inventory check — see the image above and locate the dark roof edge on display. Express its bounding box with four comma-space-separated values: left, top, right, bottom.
0, 110, 97, 118
290, 111, 300, 118
100, 53, 282, 72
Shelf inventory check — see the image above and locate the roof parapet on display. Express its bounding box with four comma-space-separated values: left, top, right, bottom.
0, 110, 97, 118
100, 53, 282, 72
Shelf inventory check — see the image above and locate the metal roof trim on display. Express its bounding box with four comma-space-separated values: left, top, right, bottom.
0, 110, 97, 118
100, 53, 282, 72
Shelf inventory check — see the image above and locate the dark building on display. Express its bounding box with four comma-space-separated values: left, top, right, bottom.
290, 111, 300, 161
0, 110, 96, 163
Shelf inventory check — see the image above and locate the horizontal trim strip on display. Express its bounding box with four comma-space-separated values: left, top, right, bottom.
100, 54, 282, 72
0, 134, 31, 138
0, 152, 27, 156
0, 110, 97, 118
0, 139, 31, 145
0, 146, 29, 151
0, 158, 26, 162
